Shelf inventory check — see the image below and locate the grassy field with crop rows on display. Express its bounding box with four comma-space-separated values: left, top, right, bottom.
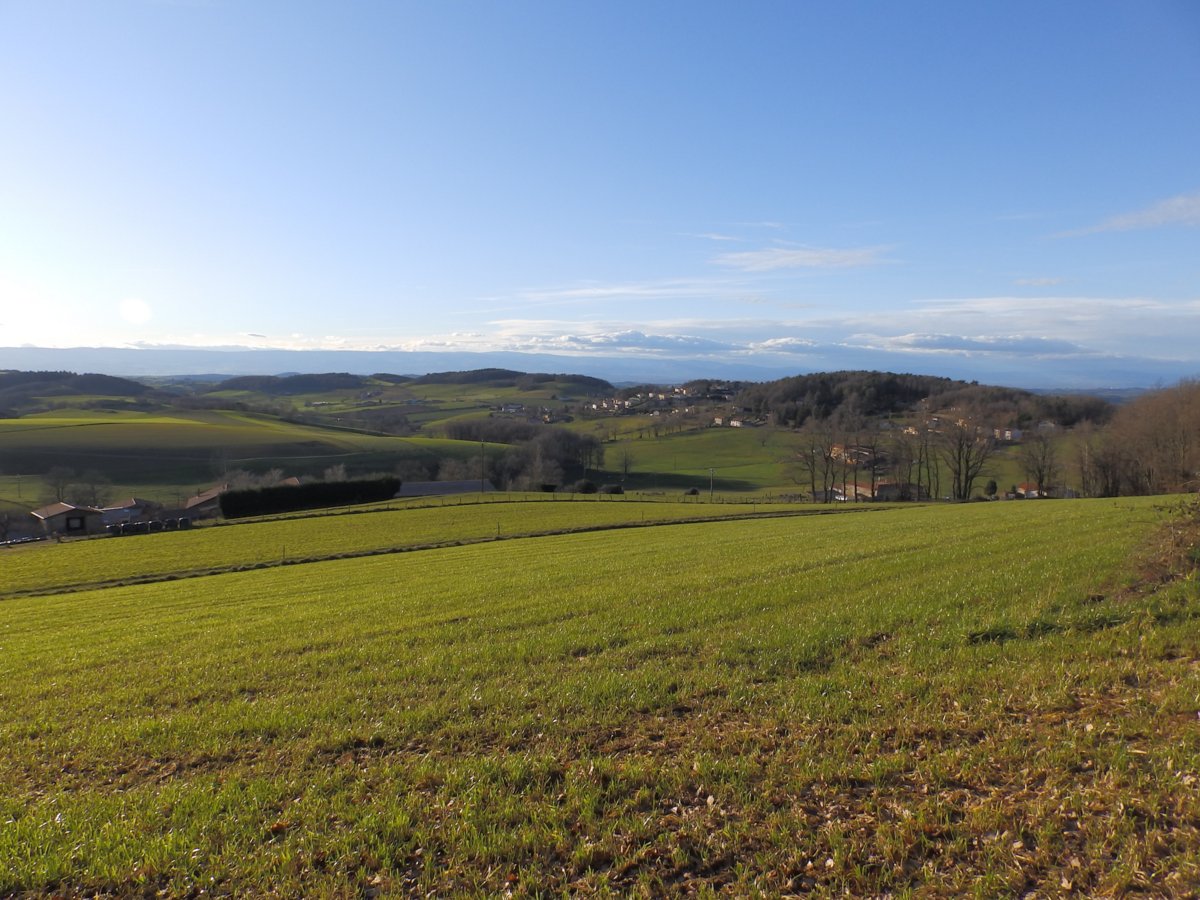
1, 497, 1197, 895
0, 498, 843, 597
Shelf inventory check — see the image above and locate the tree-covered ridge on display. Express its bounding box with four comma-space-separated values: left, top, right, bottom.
0, 371, 156, 418
203, 368, 612, 397
409, 368, 613, 391
0, 370, 150, 399
208, 373, 367, 395
738, 370, 1112, 428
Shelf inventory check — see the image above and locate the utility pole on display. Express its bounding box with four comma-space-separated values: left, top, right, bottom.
709, 467, 715, 502
480, 440, 485, 495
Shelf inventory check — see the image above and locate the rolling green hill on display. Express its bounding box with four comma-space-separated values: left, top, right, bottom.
0, 408, 492, 501
0, 366, 1126, 512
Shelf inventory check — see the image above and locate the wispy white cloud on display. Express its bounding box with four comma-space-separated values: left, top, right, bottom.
714, 244, 891, 271
455, 277, 753, 317
861, 333, 1085, 356
683, 232, 744, 242
859, 296, 1200, 362
1065, 191, 1200, 235
1015, 277, 1064, 287
468, 296, 1200, 365
460, 322, 737, 355
730, 221, 786, 229
748, 336, 819, 354
550, 330, 735, 353
905, 296, 1165, 323
80, 293, 1196, 390
519, 279, 733, 302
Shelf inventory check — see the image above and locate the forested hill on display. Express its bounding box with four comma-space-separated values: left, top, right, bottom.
209, 373, 367, 395
205, 368, 614, 396
738, 370, 1113, 428
0, 371, 151, 409
409, 369, 613, 391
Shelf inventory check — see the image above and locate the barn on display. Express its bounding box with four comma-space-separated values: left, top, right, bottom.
30, 502, 106, 536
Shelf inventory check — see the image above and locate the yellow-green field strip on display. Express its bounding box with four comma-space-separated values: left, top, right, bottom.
0, 501, 885, 599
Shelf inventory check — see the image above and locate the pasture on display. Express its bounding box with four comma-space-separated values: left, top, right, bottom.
608, 426, 807, 492
599, 424, 1033, 496
0, 409, 490, 498
1, 497, 1197, 895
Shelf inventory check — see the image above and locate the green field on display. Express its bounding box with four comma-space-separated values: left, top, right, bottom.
0, 498, 839, 597
607, 426, 807, 492
0, 409, 491, 501
2, 497, 1197, 895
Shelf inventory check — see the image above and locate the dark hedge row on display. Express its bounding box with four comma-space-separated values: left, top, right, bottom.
219, 477, 401, 518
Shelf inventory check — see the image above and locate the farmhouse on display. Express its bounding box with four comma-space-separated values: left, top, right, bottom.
1016, 482, 1050, 499
31, 502, 106, 536
184, 483, 229, 519
830, 444, 877, 465
99, 497, 161, 526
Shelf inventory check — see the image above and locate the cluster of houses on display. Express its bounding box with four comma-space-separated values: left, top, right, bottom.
583, 384, 735, 417
490, 402, 570, 425
712, 415, 767, 428
811, 482, 933, 503
28, 497, 192, 538
19, 473, 515, 541
23, 479, 253, 539
811, 481, 1064, 502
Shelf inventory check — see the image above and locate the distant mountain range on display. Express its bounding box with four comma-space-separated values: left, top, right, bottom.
0, 346, 793, 385
0, 344, 1189, 390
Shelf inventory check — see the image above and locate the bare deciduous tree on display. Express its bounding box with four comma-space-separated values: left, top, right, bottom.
1018, 433, 1059, 496
70, 470, 112, 508
43, 467, 75, 503
938, 420, 994, 501
618, 447, 635, 480
1111, 381, 1200, 494
794, 423, 839, 502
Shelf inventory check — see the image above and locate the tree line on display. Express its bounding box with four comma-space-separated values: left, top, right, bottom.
1075, 381, 1200, 496
791, 379, 1199, 502
433, 420, 605, 490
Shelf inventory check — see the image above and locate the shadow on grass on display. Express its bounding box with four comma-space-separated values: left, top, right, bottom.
607, 472, 758, 493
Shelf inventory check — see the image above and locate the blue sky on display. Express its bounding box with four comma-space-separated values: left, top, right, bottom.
1, 0, 1198, 386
